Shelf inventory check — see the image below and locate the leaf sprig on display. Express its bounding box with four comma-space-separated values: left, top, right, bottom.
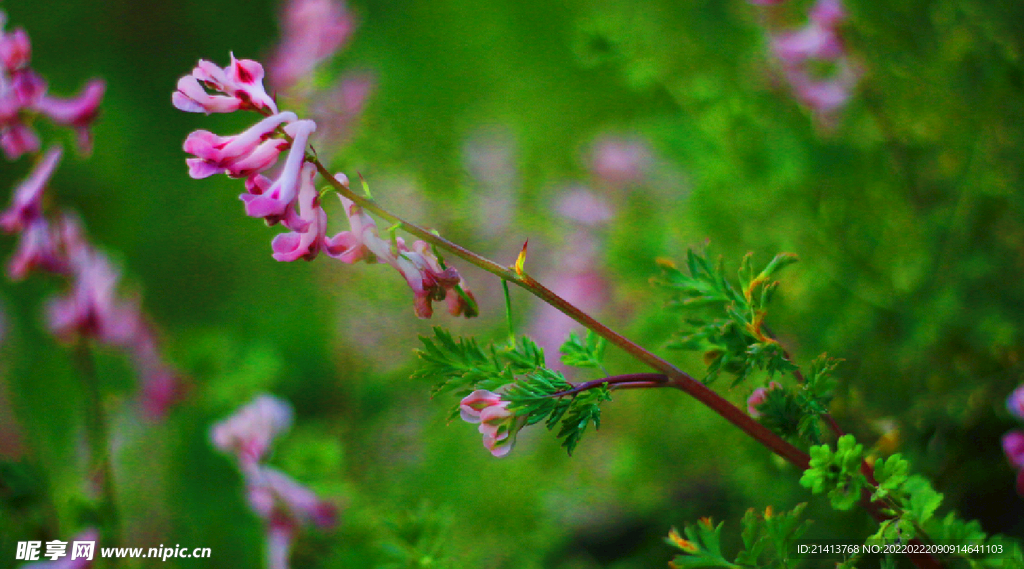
504, 369, 611, 455
666, 504, 811, 569
652, 250, 799, 385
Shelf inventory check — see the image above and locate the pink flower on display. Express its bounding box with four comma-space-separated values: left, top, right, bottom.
1007, 385, 1024, 420
324, 192, 379, 264
771, 22, 843, 64
445, 278, 477, 318
747, 381, 783, 418
0, 25, 30, 72
183, 111, 296, 179
210, 394, 294, 466
46, 247, 140, 346
459, 389, 525, 457
271, 162, 329, 261
589, 137, 651, 188
246, 465, 337, 530
33, 80, 105, 155
269, 0, 355, 92
0, 145, 62, 233
173, 54, 278, 115
1, 121, 39, 160
239, 119, 316, 223
1004, 431, 1024, 470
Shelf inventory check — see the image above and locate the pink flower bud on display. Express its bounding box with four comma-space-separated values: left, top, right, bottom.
0, 145, 61, 233
210, 394, 294, 466
33, 80, 105, 155
1007, 385, 1024, 420
747, 381, 783, 418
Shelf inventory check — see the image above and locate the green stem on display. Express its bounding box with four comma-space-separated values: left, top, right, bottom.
76, 341, 119, 552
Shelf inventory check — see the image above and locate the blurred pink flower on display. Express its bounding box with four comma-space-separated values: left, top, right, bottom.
6, 217, 65, 279
0, 23, 30, 71
45, 247, 140, 346
247, 465, 337, 530
269, 0, 354, 92
555, 187, 613, 227
1004, 431, 1024, 470
1007, 385, 1024, 420
589, 137, 651, 187
210, 394, 294, 466
747, 381, 782, 418
0, 145, 62, 232
1, 121, 39, 160
33, 79, 105, 155
173, 54, 278, 115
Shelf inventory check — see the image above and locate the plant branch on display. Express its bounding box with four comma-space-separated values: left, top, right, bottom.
313, 159, 810, 470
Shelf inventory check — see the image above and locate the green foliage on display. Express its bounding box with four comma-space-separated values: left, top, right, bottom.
667, 504, 811, 569
377, 501, 456, 569
799, 435, 866, 511
504, 369, 611, 455
411, 327, 546, 398
559, 329, 607, 370
653, 250, 799, 385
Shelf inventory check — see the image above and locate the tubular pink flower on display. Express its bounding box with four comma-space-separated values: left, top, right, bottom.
173, 75, 241, 114
0, 145, 61, 232
240, 119, 315, 222
1007, 385, 1024, 420
324, 190, 380, 264
271, 162, 329, 261
210, 394, 294, 466
33, 79, 105, 155
445, 278, 477, 317
392, 240, 460, 319
188, 54, 278, 114
459, 389, 525, 457
11, 68, 46, 106
183, 111, 297, 179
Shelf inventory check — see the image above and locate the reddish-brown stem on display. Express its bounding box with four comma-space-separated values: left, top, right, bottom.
555, 373, 671, 397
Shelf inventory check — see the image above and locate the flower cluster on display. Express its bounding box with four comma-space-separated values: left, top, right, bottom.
211, 395, 336, 569
459, 389, 527, 457
750, 0, 861, 125
173, 55, 473, 318
0, 13, 104, 159
1002, 385, 1024, 496
0, 13, 179, 419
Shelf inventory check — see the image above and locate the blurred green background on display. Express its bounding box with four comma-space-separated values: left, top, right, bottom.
1, 0, 1024, 567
